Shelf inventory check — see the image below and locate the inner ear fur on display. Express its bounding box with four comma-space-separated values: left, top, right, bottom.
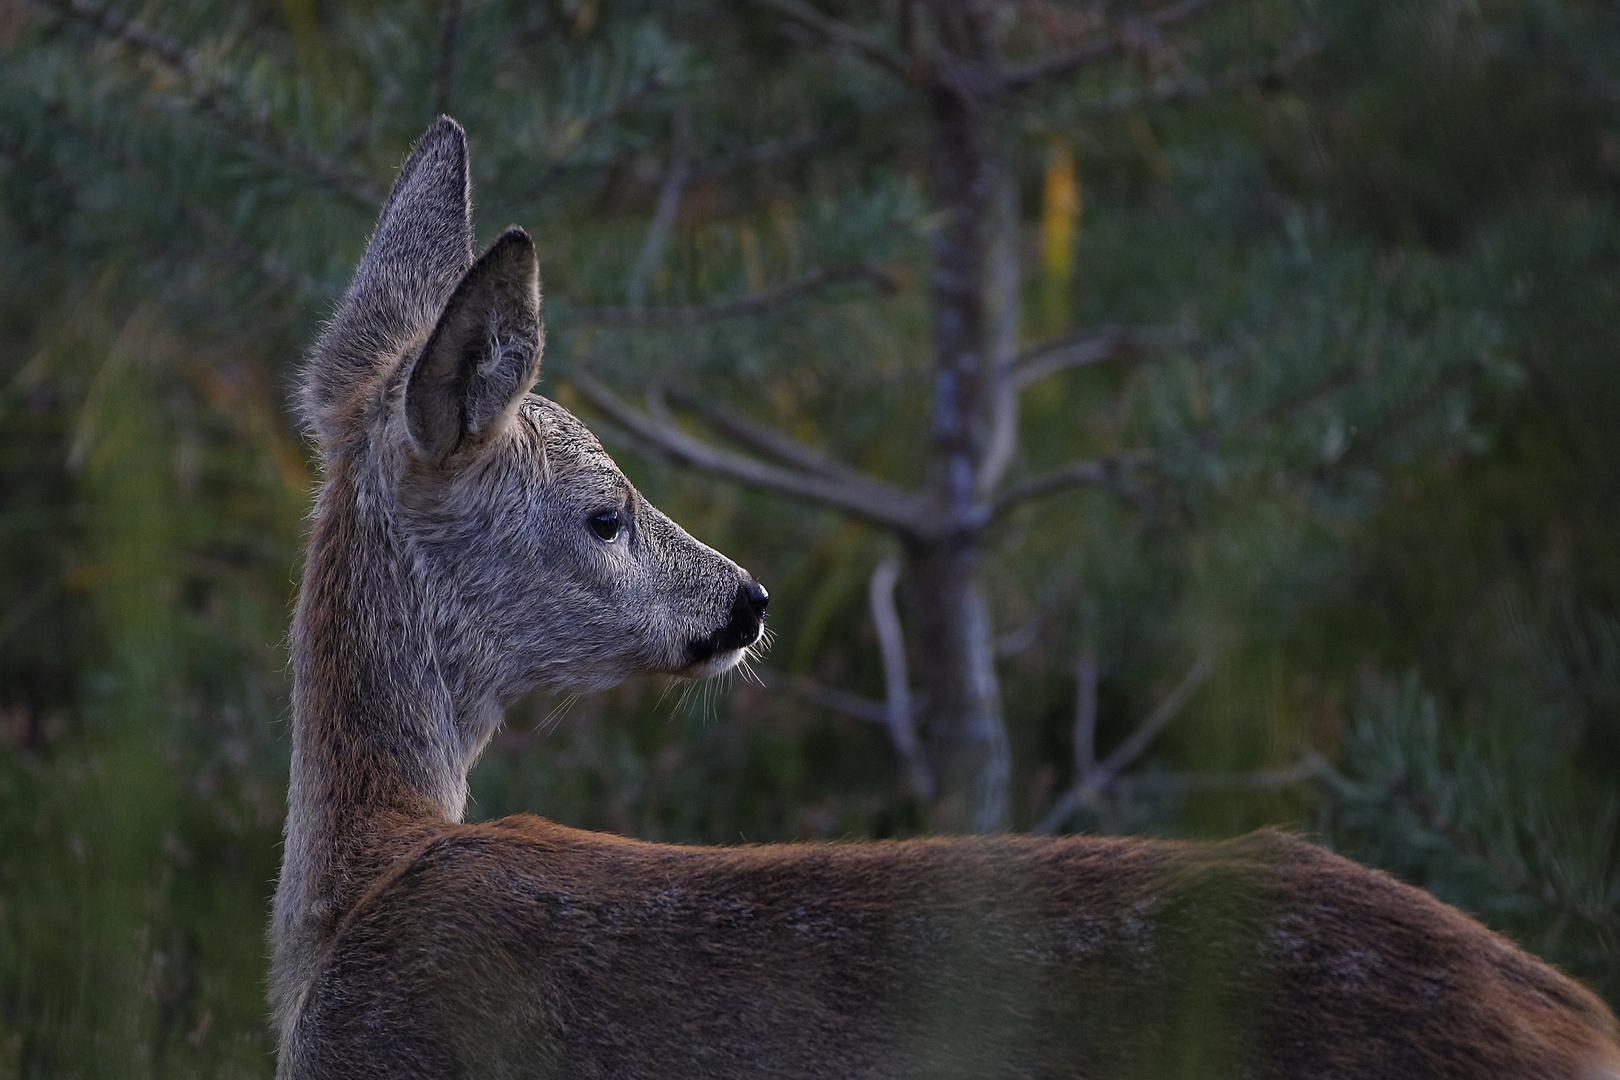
405, 227, 543, 465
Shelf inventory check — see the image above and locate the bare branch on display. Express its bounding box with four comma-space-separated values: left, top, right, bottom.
999, 0, 1236, 93
1032, 787, 1089, 835
662, 387, 869, 483
627, 107, 692, 310
1092, 652, 1213, 788
976, 168, 1023, 497
32, 0, 384, 205
1073, 646, 1099, 779
573, 374, 929, 535
870, 558, 933, 799
794, 679, 890, 724
1012, 326, 1190, 389
748, 0, 909, 78
992, 453, 1153, 518
572, 264, 897, 326
759, 672, 932, 734
1034, 652, 1213, 834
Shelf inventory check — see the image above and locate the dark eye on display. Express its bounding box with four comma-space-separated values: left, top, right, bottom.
588, 509, 622, 542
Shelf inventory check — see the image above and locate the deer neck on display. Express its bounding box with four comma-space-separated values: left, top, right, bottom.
271, 452, 473, 1029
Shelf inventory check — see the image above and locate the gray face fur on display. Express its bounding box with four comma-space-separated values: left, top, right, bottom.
401, 398, 759, 697
301, 118, 761, 743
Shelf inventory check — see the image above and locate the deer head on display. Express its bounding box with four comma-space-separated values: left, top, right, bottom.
299, 116, 765, 711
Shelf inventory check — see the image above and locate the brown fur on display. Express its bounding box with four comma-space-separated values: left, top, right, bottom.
271, 119, 1620, 1079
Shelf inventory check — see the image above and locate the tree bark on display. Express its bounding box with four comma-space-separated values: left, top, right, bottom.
905, 539, 1008, 832
910, 43, 1012, 831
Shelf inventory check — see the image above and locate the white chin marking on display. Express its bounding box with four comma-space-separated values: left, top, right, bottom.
688, 650, 745, 679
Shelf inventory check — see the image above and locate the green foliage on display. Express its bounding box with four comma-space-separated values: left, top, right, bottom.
2, 0, 1619, 1073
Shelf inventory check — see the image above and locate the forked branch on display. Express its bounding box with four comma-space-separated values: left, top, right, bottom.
573, 375, 927, 535
1035, 652, 1213, 834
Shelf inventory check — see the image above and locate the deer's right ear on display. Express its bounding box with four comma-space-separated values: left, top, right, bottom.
299, 117, 474, 445
404, 228, 543, 466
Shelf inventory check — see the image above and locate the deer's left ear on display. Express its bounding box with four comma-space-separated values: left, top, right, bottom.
405, 227, 543, 465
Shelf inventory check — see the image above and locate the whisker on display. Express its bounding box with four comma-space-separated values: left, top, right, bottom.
540, 692, 580, 732
672, 679, 696, 720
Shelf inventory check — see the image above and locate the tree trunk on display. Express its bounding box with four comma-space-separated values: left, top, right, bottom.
906, 539, 1008, 832
911, 51, 1012, 832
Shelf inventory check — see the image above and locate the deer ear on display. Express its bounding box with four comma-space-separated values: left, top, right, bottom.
301, 117, 474, 444
405, 227, 543, 465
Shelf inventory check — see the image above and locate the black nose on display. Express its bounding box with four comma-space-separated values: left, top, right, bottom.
742, 581, 768, 621
685, 580, 770, 666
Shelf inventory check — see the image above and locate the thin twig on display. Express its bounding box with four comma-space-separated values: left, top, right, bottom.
869, 558, 933, 799
1091, 652, 1214, 788
573, 263, 896, 326
747, 0, 909, 77
992, 453, 1153, 517
627, 106, 691, 310
662, 387, 869, 482
573, 374, 929, 535
794, 679, 890, 724
1073, 646, 1099, 779
976, 168, 1023, 497
1011, 326, 1190, 389
769, 673, 931, 732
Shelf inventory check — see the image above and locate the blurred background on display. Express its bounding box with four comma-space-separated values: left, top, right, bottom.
2, 0, 1619, 1074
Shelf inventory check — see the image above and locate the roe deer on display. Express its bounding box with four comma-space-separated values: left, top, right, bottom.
270, 118, 1620, 1080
